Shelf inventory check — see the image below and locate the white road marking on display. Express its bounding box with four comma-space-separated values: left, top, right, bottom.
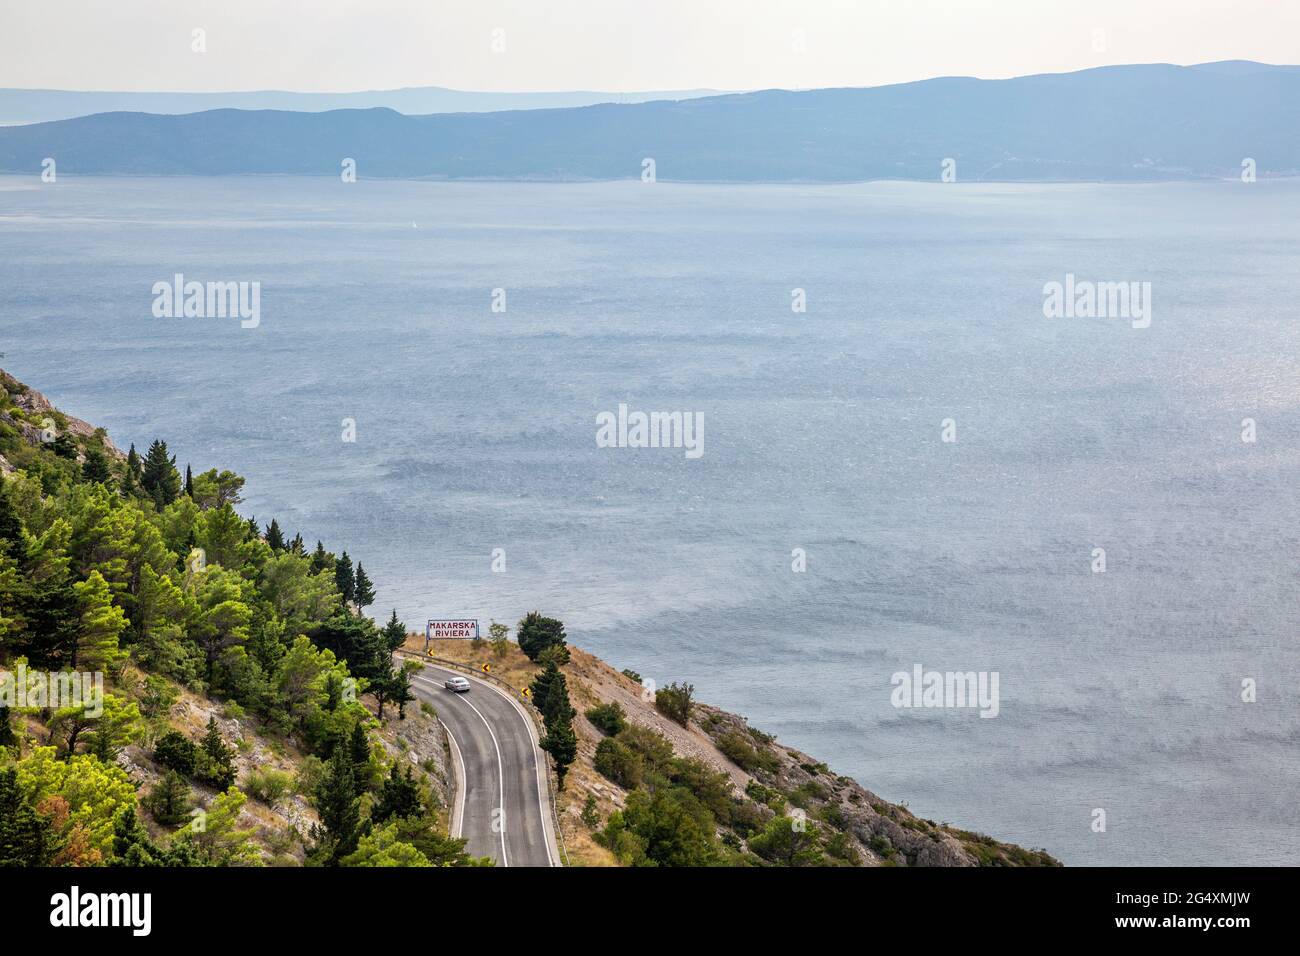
440, 717, 467, 839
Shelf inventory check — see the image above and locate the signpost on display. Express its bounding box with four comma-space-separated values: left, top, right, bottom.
425, 619, 480, 650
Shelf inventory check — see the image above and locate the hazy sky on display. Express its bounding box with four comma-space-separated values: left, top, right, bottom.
4, 0, 1299, 93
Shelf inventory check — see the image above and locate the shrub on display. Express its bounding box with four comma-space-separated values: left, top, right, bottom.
585, 701, 627, 737
581, 795, 600, 829
726, 798, 766, 837
154, 730, 199, 777
825, 830, 861, 864
621, 669, 642, 684
598, 786, 720, 867
654, 682, 694, 726
140, 675, 178, 718
294, 755, 327, 797
244, 767, 293, 808
717, 731, 777, 773
617, 724, 675, 776
593, 738, 643, 790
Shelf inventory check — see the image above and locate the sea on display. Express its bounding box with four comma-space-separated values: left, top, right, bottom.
3, 174, 1298, 865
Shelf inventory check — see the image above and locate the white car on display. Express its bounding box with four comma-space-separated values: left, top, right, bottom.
444, 676, 471, 693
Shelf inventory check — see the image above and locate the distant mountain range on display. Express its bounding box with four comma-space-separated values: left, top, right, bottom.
0, 86, 729, 126
1, 62, 1298, 182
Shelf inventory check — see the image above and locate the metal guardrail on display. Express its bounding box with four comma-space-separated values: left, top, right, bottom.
396, 648, 570, 866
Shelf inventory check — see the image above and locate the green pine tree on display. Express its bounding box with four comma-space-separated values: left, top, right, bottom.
353, 563, 375, 608
541, 718, 577, 789
124, 443, 142, 494
534, 663, 577, 788
529, 662, 562, 715
348, 719, 371, 793
0, 706, 14, 747
311, 746, 362, 865
0, 484, 22, 558
81, 448, 112, 484
381, 610, 406, 652
140, 439, 182, 507
197, 717, 236, 790
516, 611, 567, 662
373, 764, 423, 823
310, 541, 331, 575
391, 664, 415, 719
264, 518, 285, 552
542, 669, 576, 727
143, 770, 192, 826
335, 551, 355, 605
0, 768, 49, 866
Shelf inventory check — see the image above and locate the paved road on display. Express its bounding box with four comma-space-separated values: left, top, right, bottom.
407, 662, 560, 867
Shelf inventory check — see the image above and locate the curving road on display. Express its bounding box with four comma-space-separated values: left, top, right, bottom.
407, 661, 560, 867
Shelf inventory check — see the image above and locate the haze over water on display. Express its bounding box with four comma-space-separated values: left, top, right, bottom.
3, 175, 1298, 865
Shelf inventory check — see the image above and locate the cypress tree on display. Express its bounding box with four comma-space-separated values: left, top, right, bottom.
184, 464, 193, 498
353, 563, 375, 608
335, 551, 355, 605
140, 439, 182, 507
124, 444, 142, 494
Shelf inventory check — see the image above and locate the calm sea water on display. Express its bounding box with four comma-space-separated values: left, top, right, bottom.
3, 175, 1298, 865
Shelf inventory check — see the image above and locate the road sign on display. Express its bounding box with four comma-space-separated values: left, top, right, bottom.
481, 663, 491, 674
425, 619, 480, 644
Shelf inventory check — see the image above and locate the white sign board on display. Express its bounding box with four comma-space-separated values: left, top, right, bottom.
426, 619, 480, 641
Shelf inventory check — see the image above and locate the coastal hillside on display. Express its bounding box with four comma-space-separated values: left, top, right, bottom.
2, 62, 1297, 181
0, 367, 1057, 866
416, 637, 1057, 866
